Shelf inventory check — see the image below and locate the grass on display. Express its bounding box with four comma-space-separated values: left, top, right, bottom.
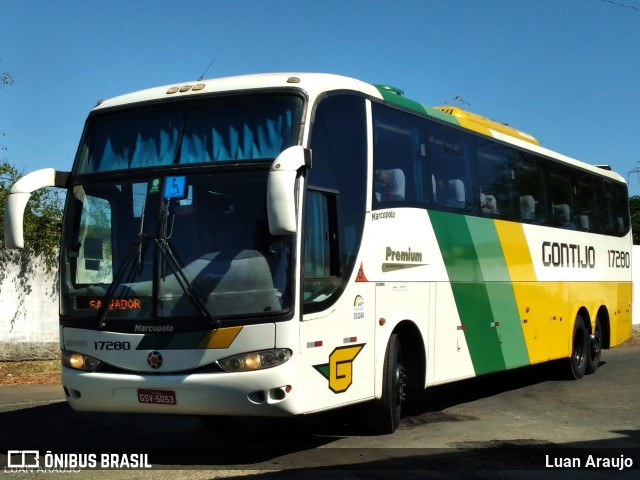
0, 359, 61, 386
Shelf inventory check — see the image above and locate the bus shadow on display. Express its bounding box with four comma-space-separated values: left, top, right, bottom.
400, 358, 602, 425
0, 360, 608, 468
0, 401, 349, 466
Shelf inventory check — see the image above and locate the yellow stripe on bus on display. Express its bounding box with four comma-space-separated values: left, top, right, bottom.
197, 326, 243, 349
493, 220, 536, 281
494, 221, 558, 363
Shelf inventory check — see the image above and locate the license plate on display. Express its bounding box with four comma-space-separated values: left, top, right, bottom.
137, 389, 177, 405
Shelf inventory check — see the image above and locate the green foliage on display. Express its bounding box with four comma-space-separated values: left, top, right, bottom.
629, 195, 640, 245
0, 160, 63, 330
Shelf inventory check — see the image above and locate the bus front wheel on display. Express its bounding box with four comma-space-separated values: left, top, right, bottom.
368, 333, 406, 434
567, 316, 588, 380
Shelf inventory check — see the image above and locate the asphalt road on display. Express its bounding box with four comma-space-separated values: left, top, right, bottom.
0, 345, 638, 479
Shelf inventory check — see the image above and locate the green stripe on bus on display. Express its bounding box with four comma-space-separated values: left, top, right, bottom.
375, 87, 458, 124
484, 282, 530, 368
430, 211, 505, 374
466, 217, 530, 368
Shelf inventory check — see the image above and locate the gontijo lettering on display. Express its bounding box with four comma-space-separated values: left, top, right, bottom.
541, 241, 595, 268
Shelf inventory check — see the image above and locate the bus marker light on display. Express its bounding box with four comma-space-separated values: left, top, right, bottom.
379, 318, 386, 326
69, 353, 84, 369
344, 337, 357, 343
457, 325, 466, 331
217, 348, 292, 372
244, 353, 262, 370
62, 350, 103, 371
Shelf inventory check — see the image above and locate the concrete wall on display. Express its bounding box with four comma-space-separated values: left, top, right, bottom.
0, 258, 59, 360
1, 248, 639, 361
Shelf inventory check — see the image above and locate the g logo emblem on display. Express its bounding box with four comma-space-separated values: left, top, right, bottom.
313, 344, 365, 393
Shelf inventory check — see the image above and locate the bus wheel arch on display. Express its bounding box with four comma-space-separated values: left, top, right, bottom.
392, 320, 426, 391
368, 321, 426, 434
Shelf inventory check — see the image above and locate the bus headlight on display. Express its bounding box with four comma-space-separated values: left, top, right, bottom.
217, 348, 292, 372
61, 350, 103, 371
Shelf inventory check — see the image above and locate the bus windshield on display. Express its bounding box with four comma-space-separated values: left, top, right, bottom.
74, 94, 303, 174
60, 169, 292, 324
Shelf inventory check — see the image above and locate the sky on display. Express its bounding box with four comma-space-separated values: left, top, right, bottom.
2, 0, 640, 193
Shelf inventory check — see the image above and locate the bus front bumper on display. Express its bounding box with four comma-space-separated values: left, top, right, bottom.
61, 356, 303, 417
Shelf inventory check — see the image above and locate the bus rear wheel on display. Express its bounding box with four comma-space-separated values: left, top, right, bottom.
567, 315, 588, 380
586, 318, 602, 374
368, 333, 406, 434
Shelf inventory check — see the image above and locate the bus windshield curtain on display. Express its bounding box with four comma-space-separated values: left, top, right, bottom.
86, 110, 182, 173
82, 99, 296, 173
181, 104, 293, 163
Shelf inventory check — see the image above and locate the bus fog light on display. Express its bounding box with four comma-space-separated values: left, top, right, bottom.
217, 348, 292, 372
61, 350, 103, 371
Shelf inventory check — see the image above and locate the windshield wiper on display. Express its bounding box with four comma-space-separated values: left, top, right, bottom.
96, 233, 148, 328
97, 195, 148, 328
156, 199, 221, 328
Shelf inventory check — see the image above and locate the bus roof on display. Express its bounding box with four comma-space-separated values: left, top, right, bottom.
91, 72, 625, 184
432, 106, 540, 146
92, 72, 382, 111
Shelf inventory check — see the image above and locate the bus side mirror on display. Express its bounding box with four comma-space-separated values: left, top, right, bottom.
267, 146, 311, 235
4, 168, 69, 249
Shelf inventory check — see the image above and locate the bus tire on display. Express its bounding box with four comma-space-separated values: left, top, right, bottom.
567, 316, 588, 380
586, 318, 602, 374
368, 333, 406, 434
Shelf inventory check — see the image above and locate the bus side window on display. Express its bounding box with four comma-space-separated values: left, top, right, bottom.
476, 140, 517, 219
546, 167, 576, 229
514, 153, 544, 224
428, 124, 473, 212
303, 190, 340, 304
372, 104, 422, 206
601, 179, 630, 236
573, 173, 596, 232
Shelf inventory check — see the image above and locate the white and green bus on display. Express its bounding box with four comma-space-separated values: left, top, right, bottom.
4, 73, 632, 433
